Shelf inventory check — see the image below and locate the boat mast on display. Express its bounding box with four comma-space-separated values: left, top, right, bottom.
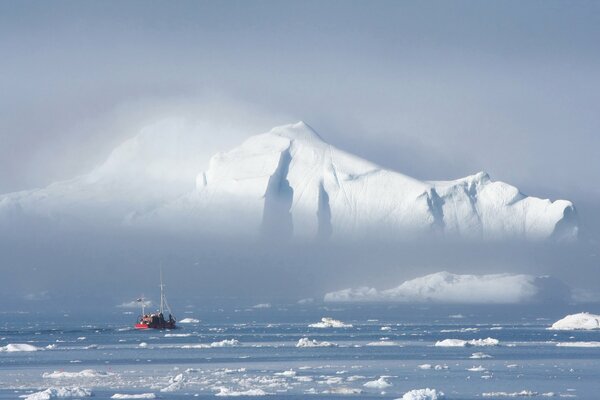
159, 268, 165, 315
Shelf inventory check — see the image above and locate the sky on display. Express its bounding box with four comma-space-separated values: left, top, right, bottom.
1, 1, 599, 308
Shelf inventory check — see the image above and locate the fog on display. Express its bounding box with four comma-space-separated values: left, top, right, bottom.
1, 1, 599, 311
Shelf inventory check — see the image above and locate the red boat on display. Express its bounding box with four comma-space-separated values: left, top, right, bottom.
135, 270, 177, 330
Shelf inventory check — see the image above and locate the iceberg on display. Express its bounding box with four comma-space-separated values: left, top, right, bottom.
549, 312, 600, 330
0, 121, 577, 242
324, 272, 571, 304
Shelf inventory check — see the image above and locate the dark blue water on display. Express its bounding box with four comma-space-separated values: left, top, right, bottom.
1, 304, 599, 399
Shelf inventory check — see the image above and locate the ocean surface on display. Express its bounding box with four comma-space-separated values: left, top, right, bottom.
1, 303, 599, 399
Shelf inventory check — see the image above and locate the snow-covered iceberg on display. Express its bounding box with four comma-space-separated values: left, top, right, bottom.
549, 312, 600, 330
0, 121, 577, 242
324, 271, 570, 304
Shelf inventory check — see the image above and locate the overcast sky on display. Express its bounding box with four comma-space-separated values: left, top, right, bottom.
1, 1, 599, 307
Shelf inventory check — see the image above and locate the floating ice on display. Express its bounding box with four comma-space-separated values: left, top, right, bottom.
549, 312, 600, 330
482, 391, 550, 397
43, 369, 112, 379
181, 339, 240, 349
366, 341, 400, 346
214, 387, 269, 396
398, 388, 444, 400
435, 338, 499, 347
467, 366, 487, 372
363, 376, 392, 389
110, 394, 156, 399
309, 317, 352, 328
470, 352, 493, 359
178, 318, 200, 324
160, 373, 185, 392
3, 122, 575, 242
0, 343, 40, 352
20, 387, 92, 400
322, 387, 363, 394
296, 338, 336, 347
325, 272, 569, 304
252, 303, 271, 309
556, 341, 600, 347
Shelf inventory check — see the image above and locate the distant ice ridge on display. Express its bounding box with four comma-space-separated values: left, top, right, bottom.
398, 388, 445, 400
325, 271, 571, 304
549, 312, 600, 330
0, 343, 40, 352
0, 121, 577, 242
20, 387, 92, 400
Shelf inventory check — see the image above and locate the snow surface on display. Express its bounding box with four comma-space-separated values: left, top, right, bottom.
398, 388, 444, 400
20, 387, 92, 400
309, 317, 352, 328
324, 271, 569, 304
0, 343, 40, 352
549, 312, 600, 330
0, 121, 577, 242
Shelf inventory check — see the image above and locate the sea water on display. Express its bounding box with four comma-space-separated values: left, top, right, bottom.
1, 303, 599, 399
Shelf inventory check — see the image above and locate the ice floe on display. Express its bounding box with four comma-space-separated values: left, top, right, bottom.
363, 376, 392, 389
482, 391, 555, 397
110, 394, 156, 399
435, 338, 499, 347
398, 388, 444, 400
296, 338, 336, 347
0, 343, 40, 352
20, 387, 92, 400
178, 318, 200, 324
470, 352, 493, 359
42, 369, 113, 379
309, 317, 352, 328
214, 387, 269, 396
549, 312, 600, 330
556, 341, 600, 347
